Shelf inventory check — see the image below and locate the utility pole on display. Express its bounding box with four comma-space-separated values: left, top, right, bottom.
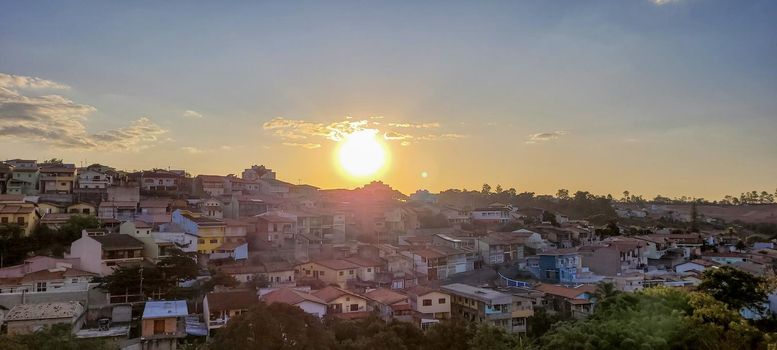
139, 266, 144, 300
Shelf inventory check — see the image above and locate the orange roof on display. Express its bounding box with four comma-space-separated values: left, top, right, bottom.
312, 286, 364, 302
311, 259, 360, 270
206, 290, 257, 311
331, 311, 372, 320
534, 283, 595, 300
262, 288, 326, 306
363, 288, 408, 305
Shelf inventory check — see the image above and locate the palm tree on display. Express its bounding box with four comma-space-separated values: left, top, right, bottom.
593, 282, 620, 308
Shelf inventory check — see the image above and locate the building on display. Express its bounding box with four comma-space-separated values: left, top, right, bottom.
362, 288, 411, 322
68, 231, 145, 275
203, 289, 257, 335
471, 205, 511, 225
404, 246, 475, 280
251, 213, 296, 248
536, 249, 582, 284
6, 159, 39, 195
260, 287, 327, 318
534, 283, 597, 319
0, 265, 96, 297
77, 169, 112, 189
4, 301, 86, 335
98, 201, 138, 221
0, 203, 39, 235
141, 300, 189, 350
441, 283, 524, 333
141, 171, 183, 192
38, 166, 77, 194
312, 286, 370, 318
171, 209, 226, 254
195, 175, 226, 196
295, 259, 361, 288
406, 286, 451, 329
475, 233, 527, 265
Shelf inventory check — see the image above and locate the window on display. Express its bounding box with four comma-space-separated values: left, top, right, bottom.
349, 270, 354, 275
82, 208, 90, 214
1, 217, 7, 224
350, 304, 359, 312
16, 217, 24, 224
339, 271, 344, 276
422, 299, 432, 306
36, 282, 47, 292
438, 298, 446, 304
198, 239, 205, 244
319, 271, 325, 276
367, 268, 372, 272
210, 239, 218, 243
71, 278, 78, 283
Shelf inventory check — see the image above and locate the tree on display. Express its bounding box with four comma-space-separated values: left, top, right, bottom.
689, 202, 699, 232
40, 158, 64, 166
541, 211, 559, 227
423, 320, 473, 350
697, 266, 769, 313
481, 183, 492, 195
495, 184, 503, 194
556, 189, 570, 201
468, 324, 521, 350
213, 302, 334, 349
156, 248, 198, 284
593, 282, 620, 310
0, 324, 114, 350
201, 269, 239, 293
622, 190, 630, 202
57, 215, 100, 244
0, 225, 27, 267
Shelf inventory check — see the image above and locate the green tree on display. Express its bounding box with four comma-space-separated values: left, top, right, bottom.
57, 215, 100, 244
213, 302, 334, 349
592, 282, 620, 310
423, 320, 473, 350
690, 202, 699, 232
556, 189, 570, 201
482, 183, 492, 195
0, 324, 115, 350
468, 324, 520, 350
697, 266, 769, 313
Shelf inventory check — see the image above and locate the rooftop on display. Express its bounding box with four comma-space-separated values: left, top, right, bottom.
441, 283, 512, 303
206, 290, 257, 311
92, 234, 145, 250
262, 288, 326, 306
143, 300, 189, 319
5, 301, 85, 321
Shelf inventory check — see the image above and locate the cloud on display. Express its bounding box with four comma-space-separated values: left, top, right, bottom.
180, 146, 205, 154
0, 73, 70, 90
282, 142, 322, 149
526, 131, 568, 144
0, 72, 167, 150
650, 0, 680, 5
388, 122, 440, 129
182, 110, 203, 119
263, 116, 468, 148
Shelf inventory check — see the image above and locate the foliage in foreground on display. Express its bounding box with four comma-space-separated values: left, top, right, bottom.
0, 324, 115, 350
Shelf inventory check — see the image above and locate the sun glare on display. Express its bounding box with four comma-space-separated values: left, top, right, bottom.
337, 130, 387, 177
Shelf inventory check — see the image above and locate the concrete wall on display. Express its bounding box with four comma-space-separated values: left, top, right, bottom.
67, 234, 103, 274
0, 286, 108, 310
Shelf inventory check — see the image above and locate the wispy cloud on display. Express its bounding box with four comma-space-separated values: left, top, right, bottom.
650, 0, 680, 5
182, 110, 203, 119
180, 146, 205, 154
0, 73, 167, 150
263, 117, 467, 148
525, 131, 568, 144
387, 122, 440, 129
282, 142, 322, 149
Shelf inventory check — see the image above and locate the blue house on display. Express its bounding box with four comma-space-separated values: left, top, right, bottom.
537, 249, 581, 284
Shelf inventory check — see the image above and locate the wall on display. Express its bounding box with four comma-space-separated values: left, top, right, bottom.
67, 235, 103, 274
414, 291, 451, 316
296, 301, 326, 318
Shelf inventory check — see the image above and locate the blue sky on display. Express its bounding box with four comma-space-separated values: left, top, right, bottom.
1, 0, 775, 199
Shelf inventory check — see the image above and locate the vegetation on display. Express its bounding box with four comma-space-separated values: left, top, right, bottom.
94, 248, 198, 299
0, 324, 115, 350
697, 266, 770, 313
0, 215, 99, 266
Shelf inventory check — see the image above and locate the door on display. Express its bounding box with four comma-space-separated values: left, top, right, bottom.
153, 319, 165, 334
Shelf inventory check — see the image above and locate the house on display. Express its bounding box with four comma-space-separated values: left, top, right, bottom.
241, 165, 276, 182
261, 261, 296, 286
251, 213, 296, 248
67, 202, 97, 216
119, 221, 188, 262
0, 203, 39, 235
199, 197, 224, 219
140, 171, 183, 192
203, 289, 257, 334
141, 300, 188, 350
0, 265, 96, 298
475, 233, 526, 265
6, 160, 39, 195
210, 242, 248, 261
98, 201, 138, 221
439, 206, 470, 226
404, 245, 475, 280
312, 286, 370, 318
77, 169, 112, 189
68, 231, 145, 275
171, 209, 226, 254
534, 283, 597, 319
343, 256, 382, 282
258, 178, 293, 195
260, 287, 327, 318
295, 259, 361, 288
38, 166, 77, 194
362, 288, 412, 322
511, 229, 548, 250
578, 240, 648, 276
406, 286, 451, 329
441, 283, 524, 333
536, 249, 582, 284
195, 175, 226, 196
471, 205, 511, 225
138, 199, 172, 224
224, 219, 249, 244
4, 301, 86, 335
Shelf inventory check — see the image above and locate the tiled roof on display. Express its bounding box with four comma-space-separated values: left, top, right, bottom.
534, 283, 595, 300
344, 256, 383, 267
219, 263, 266, 275
262, 288, 326, 306
143, 300, 188, 319
363, 288, 408, 305
311, 259, 360, 270
312, 286, 363, 302
0, 204, 35, 214
5, 301, 85, 321
20, 268, 96, 283
255, 214, 296, 223
92, 234, 145, 250
206, 290, 257, 311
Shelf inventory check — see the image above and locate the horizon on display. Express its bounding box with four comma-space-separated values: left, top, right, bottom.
2, 1, 776, 200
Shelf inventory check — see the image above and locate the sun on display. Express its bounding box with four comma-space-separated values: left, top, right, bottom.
337, 130, 388, 177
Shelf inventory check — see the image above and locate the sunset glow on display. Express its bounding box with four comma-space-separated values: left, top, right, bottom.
336, 130, 388, 178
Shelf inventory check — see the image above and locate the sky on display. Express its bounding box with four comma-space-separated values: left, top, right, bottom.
1, 0, 776, 199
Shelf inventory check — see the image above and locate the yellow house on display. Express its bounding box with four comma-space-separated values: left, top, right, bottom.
0, 203, 39, 235
172, 209, 225, 254
296, 259, 360, 288
66, 202, 97, 216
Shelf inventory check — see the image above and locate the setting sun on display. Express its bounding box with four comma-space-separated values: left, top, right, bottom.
337, 130, 388, 178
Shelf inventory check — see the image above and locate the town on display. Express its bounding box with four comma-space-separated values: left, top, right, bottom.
0, 158, 775, 349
